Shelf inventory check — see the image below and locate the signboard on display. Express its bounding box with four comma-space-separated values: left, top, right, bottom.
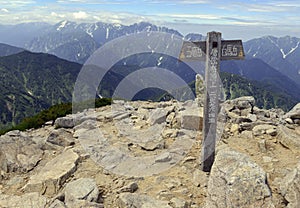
179, 40, 244, 61
179, 41, 206, 61
220, 40, 245, 60
179, 32, 245, 172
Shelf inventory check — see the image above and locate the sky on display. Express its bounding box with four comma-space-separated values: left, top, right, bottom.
0, 0, 300, 40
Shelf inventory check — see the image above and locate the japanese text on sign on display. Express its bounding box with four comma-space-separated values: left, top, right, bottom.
222, 44, 237, 57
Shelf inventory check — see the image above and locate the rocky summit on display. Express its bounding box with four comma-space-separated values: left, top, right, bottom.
0, 97, 300, 208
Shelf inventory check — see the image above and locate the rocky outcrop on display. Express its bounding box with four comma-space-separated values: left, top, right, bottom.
24, 149, 79, 196
118, 193, 172, 208
205, 147, 274, 208
0, 98, 299, 207
0, 130, 43, 174
280, 163, 300, 208
64, 178, 103, 208
0, 192, 48, 208
277, 125, 300, 153
284, 103, 300, 124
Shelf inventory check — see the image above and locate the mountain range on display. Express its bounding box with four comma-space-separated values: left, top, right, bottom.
244, 36, 300, 88
0, 21, 299, 129
1, 21, 299, 88
0, 50, 81, 128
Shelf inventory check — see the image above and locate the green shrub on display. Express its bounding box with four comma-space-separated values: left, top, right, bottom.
0, 98, 111, 136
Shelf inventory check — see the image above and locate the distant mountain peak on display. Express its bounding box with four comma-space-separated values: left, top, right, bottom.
54, 20, 77, 31
184, 33, 205, 41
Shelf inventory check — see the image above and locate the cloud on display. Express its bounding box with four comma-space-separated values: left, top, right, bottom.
51, 12, 66, 18
158, 14, 220, 20
173, 19, 188, 23
73, 11, 88, 19
141, 0, 209, 4
0, 0, 36, 7
1, 8, 9, 13
57, 0, 128, 5
235, 2, 297, 13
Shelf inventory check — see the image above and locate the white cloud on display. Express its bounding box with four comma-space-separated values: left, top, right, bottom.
57, 0, 127, 4
158, 14, 220, 20
73, 11, 88, 19
0, 0, 36, 7
51, 12, 66, 18
1, 8, 9, 13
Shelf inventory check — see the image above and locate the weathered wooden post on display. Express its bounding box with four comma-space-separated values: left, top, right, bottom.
201, 31, 221, 172
179, 31, 245, 172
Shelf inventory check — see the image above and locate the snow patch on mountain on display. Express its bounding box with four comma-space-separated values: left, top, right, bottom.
280, 41, 300, 59
57, 21, 68, 31
267, 36, 299, 59
106, 28, 109, 39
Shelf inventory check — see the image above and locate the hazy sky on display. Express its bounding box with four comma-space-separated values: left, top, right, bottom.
0, 0, 299, 40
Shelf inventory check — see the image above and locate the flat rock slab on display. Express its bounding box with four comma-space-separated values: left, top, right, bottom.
118, 193, 172, 208
147, 108, 169, 125
280, 162, 300, 208
205, 147, 273, 208
65, 178, 101, 207
284, 103, 300, 120
0, 192, 48, 208
24, 149, 79, 196
277, 125, 300, 153
0, 132, 43, 173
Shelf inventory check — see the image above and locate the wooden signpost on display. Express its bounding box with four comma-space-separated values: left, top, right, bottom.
180, 31, 245, 172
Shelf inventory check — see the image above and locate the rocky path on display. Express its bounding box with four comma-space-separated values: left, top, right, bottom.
0, 97, 299, 207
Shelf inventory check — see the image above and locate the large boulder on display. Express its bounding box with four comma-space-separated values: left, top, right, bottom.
24, 149, 79, 196
205, 147, 274, 208
147, 108, 169, 125
54, 116, 75, 128
0, 192, 48, 208
284, 103, 300, 124
280, 163, 300, 208
0, 131, 43, 173
224, 96, 255, 111
64, 178, 103, 208
277, 125, 300, 153
47, 128, 75, 147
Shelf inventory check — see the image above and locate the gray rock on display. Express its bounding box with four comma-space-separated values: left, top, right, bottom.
258, 139, 267, 153
49, 199, 66, 208
155, 152, 172, 163
54, 116, 75, 128
147, 108, 168, 125
225, 96, 255, 111
0, 133, 43, 173
280, 163, 300, 208
139, 140, 165, 151
170, 197, 189, 208
64, 178, 101, 207
192, 169, 208, 188
0, 192, 48, 208
205, 147, 273, 208
118, 193, 172, 208
24, 149, 79, 196
47, 128, 75, 147
117, 182, 139, 193
277, 125, 300, 153
253, 124, 277, 137
181, 107, 203, 130
74, 119, 97, 131
284, 103, 300, 120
